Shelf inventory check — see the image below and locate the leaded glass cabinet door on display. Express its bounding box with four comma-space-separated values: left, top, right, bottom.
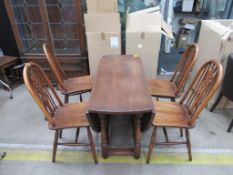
9, 0, 46, 54
45, 0, 83, 54
4, 0, 85, 56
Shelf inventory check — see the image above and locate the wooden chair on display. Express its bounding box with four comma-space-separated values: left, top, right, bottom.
23, 62, 97, 163
146, 60, 223, 163
149, 44, 198, 101
43, 43, 93, 104
149, 44, 198, 139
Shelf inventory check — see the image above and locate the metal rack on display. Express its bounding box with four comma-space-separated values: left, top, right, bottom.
0, 80, 13, 99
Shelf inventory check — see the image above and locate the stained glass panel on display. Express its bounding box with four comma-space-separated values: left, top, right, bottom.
11, 0, 45, 53
11, 0, 82, 54
45, 0, 80, 54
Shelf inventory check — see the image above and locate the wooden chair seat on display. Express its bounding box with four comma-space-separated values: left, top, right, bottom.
153, 101, 192, 128
146, 60, 223, 163
23, 63, 97, 163
43, 43, 93, 103
63, 75, 93, 94
49, 102, 89, 130
149, 44, 198, 100
149, 79, 177, 98
43, 43, 93, 138
149, 44, 198, 143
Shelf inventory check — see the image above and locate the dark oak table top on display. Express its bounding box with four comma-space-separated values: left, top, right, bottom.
88, 55, 154, 114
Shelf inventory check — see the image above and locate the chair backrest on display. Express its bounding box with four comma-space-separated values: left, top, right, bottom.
179, 60, 223, 126
171, 44, 199, 95
43, 43, 67, 92
23, 62, 63, 126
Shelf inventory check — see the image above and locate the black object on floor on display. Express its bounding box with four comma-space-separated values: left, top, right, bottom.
0, 152, 6, 159
210, 53, 233, 132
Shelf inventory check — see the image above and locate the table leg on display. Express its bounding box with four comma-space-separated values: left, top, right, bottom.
106, 116, 110, 144
100, 114, 108, 158
134, 115, 141, 159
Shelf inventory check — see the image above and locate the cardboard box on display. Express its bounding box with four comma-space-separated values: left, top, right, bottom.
130, 6, 160, 14
182, 0, 194, 12
126, 12, 173, 78
85, 13, 121, 77
86, 0, 117, 13
190, 20, 233, 109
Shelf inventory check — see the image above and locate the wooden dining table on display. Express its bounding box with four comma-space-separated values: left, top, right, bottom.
87, 55, 155, 159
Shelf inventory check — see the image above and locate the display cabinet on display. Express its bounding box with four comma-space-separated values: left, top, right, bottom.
3, 0, 88, 78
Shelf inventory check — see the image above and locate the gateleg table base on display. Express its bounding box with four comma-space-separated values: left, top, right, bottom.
99, 114, 142, 159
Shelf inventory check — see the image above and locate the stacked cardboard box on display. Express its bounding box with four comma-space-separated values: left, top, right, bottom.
86, 0, 117, 13
126, 10, 173, 78
85, 0, 121, 77
191, 20, 233, 109
85, 3, 173, 79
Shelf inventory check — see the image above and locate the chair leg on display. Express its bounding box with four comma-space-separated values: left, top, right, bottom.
75, 128, 80, 143
171, 97, 175, 102
59, 129, 62, 138
162, 127, 169, 142
64, 94, 69, 103
80, 94, 83, 102
227, 119, 233, 132
180, 128, 183, 137
170, 98, 184, 138
185, 129, 192, 161
60, 94, 69, 139
146, 126, 157, 164
52, 130, 59, 162
87, 127, 98, 164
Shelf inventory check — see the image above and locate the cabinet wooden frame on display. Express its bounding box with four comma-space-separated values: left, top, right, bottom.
3, 0, 88, 77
